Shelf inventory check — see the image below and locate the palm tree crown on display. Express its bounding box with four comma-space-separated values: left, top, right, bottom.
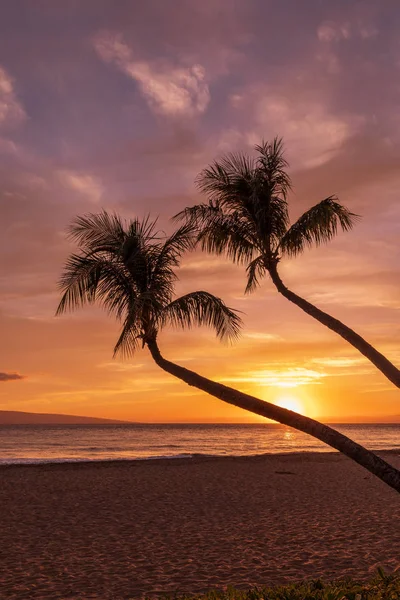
175, 137, 400, 389
56, 212, 242, 355
175, 137, 358, 292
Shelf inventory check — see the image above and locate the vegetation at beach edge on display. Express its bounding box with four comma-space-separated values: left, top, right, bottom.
150, 570, 400, 600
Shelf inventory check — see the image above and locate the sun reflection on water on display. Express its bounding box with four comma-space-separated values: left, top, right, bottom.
283, 429, 294, 441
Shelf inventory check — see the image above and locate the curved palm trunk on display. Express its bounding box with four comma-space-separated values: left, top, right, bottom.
147, 339, 400, 494
268, 263, 400, 389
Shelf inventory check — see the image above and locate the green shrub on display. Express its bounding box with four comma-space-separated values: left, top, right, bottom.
151, 571, 400, 600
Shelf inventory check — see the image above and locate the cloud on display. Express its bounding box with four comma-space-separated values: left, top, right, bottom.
317, 21, 351, 42
244, 332, 282, 341
98, 362, 145, 372
0, 137, 18, 154
317, 20, 378, 43
310, 357, 366, 369
0, 66, 26, 127
358, 24, 379, 39
308, 287, 400, 309
93, 32, 210, 117
221, 367, 326, 388
0, 372, 24, 382
254, 95, 357, 167
59, 170, 103, 204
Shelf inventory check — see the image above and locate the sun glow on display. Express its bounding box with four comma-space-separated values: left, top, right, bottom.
274, 394, 305, 414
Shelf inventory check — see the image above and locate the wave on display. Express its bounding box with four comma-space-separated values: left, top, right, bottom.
0, 452, 216, 466
0, 451, 271, 466
0, 447, 397, 467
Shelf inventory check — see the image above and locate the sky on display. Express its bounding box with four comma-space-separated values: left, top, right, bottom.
0, 0, 399, 423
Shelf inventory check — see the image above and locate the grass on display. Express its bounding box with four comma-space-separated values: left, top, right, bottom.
156, 570, 400, 600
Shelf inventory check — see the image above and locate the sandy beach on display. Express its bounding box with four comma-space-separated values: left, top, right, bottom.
1, 452, 399, 599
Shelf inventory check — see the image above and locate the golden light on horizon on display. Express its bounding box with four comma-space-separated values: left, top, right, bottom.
274, 394, 305, 415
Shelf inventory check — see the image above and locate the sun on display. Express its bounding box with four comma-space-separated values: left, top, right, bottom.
274, 394, 304, 414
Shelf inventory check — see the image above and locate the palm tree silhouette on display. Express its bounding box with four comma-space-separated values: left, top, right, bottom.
175, 138, 400, 389
56, 211, 400, 492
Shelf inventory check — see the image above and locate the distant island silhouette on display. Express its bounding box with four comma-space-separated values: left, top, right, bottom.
0, 411, 132, 425
1, 411, 398, 425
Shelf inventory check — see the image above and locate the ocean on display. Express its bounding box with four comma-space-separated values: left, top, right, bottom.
0, 422, 398, 465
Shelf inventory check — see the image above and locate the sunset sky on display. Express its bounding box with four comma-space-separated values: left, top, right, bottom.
0, 0, 399, 423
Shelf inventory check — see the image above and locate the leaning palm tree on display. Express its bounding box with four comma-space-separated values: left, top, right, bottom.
56, 211, 400, 493
175, 138, 400, 389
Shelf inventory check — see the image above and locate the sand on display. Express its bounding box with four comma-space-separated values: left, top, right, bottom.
0, 452, 399, 599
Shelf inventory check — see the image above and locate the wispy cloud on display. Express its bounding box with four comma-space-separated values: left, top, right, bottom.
98, 362, 145, 372
309, 288, 400, 309
93, 32, 210, 117
244, 332, 282, 341
317, 20, 378, 43
317, 21, 352, 43
221, 367, 326, 388
0, 66, 26, 127
59, 170, 103, 204
252, 95, 356, 167
310, 357, 366, 369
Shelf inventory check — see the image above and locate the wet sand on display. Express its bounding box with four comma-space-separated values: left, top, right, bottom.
1, 452, 399, 599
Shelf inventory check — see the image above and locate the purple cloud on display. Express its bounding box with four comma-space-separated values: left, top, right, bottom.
0, 372, 25, 382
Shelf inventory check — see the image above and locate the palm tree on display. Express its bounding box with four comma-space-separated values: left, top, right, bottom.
56, 211, 400, 493
175, 138, 400, 389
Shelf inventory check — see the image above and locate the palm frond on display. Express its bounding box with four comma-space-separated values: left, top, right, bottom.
173, 200, 221, 226
68, 212, 126, 254
195, 154, 256, 214
245, 256, 267, 294
158, 223, 196, 264
196, 153, 255, 198
174, 203, 258, 264
142, 226, 196, 310
250, 191, 289, 252
255, 137, 292, 200
114, 215, 160, 284
197, 217, 257, 264
125, 214, 160, 243
255, 137, 289, 170
56, 254, 134, 319
58, 211, 243, 356
112, 307, 143, 358
162, 291, 243, 342
187, 138, 293, 259
279, 196, 360, 257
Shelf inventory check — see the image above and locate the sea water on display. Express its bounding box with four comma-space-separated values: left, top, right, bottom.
0, 422, 398, 464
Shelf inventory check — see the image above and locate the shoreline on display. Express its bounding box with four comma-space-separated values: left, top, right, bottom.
0, 448, 399, 469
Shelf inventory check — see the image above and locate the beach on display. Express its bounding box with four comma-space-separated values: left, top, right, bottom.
1, 452, 399, 599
